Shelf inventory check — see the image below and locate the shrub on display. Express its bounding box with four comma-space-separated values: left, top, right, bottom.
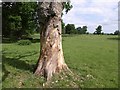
17, 40, 31, 45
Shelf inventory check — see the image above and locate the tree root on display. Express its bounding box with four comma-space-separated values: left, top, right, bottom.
34, 63, 70, 81
42, 67, 81, 88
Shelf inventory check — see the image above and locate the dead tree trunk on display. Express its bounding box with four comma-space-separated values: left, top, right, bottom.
34, 2, 68, 81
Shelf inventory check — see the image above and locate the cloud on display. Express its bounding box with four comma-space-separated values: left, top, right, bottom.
62, 0, 119, 33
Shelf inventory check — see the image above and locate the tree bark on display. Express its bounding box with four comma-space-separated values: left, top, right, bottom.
34, 2, 68, 81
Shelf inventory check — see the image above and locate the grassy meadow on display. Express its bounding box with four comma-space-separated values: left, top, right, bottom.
2, 34, 118, 88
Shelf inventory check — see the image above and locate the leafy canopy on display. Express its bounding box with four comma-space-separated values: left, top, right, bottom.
63, 1, 73, 14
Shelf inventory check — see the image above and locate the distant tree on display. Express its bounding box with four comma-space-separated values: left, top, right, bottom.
76, 26, 87, 34
114, 30, 120, 35
94, 25, 102, 35
65, 24, 76, 34
86, 32, 89, 34
82, 26, 87, 34
70, 29, 78, 34
109, 33, 114, 35
93, 32, 96, 35
76, 27, 82, 34
101, 32, 104, 35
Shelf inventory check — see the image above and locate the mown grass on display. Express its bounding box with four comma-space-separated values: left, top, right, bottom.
2, 34, 118, 88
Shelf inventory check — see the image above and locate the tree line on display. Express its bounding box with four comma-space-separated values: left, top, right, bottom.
62, 23, 119, 35
2, 2, 119, 41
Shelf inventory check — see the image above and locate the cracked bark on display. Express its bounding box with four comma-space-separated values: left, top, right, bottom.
34, 2, 68, 81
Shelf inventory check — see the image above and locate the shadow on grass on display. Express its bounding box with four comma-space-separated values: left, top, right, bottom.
2, 38, 17, 43
2, 38, 40, 44
107, 37, 120, 40
2, 64, 10, 82
30, 39, 40, 43
2, 52, 38, 81
3, 35, 75, 44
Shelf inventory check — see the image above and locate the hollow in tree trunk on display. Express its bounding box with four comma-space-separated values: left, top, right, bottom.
34, 2, 69, 81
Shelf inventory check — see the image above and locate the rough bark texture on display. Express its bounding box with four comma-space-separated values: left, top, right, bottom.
34, 2, 68, 81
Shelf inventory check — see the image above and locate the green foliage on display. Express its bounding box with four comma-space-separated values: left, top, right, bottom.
65, 25, 88, 35
86, 32, 89, 34
17, 40, 31, 46
8, 15, 22, 37
114, 30, 119, 35
94, 25, 102, 35
63, 1, 73, 14
82, 26, 87, 34
2, 2, 72, 39
76, 26, 87, 34
65, 24, 76, 34
76, 27, 82, 34
2, 2, 37, 39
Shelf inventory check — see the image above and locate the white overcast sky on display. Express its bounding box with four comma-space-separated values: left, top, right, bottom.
62, 0, 119, 33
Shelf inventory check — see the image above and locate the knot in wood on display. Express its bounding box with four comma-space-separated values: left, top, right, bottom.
53, 24, 59, 28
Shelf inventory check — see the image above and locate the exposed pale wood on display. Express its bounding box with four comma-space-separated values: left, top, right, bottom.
34, 2, 68, 81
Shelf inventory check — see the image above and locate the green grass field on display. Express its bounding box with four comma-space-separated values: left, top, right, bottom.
2, 35, 118, 88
